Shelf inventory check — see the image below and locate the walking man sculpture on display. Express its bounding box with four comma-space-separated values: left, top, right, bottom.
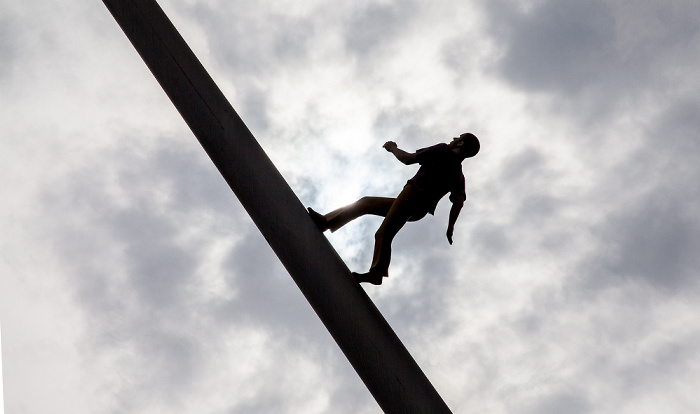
308, 133, 480, 285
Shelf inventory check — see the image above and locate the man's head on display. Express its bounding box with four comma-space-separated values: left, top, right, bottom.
450, 132, 480, 159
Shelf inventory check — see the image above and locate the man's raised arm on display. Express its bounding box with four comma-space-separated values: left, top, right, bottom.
383, 141, 417, 165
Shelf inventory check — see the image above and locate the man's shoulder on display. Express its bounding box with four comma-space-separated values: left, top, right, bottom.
415, 143, 451, 161
417, 143, 449, 153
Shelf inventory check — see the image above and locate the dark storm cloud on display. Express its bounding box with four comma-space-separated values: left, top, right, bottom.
107, 324, 201, 410
113, 209, 196, 308
616, 334, 700, 393
498, 146, 547, 184
516, 193, 560, 224
42, 142, 241, 327
215, 220, 440, 412
372, 105, 445, 150
478, 0, 700, 121
388, 233, 458, 319
185, 2, 316, 76
654, 98, 700, 154
145, 142, 239, 214
0, 17, 18, 80
470, 221, 513, 260
578, 97, 700, 293
216, 225, 383, 413
239, 85, 271, 133
216, 227, 329, 339
187, 0, 422, 77
38, 140, 242, 403
583, 176, 700, 293
173, 1, 318, 136
38, 135, 370, 412
344, 1, 417, 58
524, 390, 591, 414
469, 146, 566, 260
486, 0, 616, 94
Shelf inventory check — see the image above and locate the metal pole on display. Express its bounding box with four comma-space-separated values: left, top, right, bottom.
101, 1, 452, 412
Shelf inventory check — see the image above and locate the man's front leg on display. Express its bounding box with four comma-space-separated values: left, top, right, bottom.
352, 270, 384, 285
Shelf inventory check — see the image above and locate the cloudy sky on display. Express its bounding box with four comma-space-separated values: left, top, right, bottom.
2, 0, 700, 413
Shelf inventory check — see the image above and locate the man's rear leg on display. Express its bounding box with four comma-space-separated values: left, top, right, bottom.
308, 196, 395, 232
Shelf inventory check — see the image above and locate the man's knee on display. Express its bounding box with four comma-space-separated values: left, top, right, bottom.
359, 196, 393, 205
375, 219, 400, 244
374, 225, 385, 242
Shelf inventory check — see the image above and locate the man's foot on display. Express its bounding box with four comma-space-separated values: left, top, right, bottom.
351, 270, 385, 285
307, 207, 329, 231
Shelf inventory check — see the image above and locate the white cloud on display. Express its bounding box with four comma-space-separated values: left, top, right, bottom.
2, 0, 700, 413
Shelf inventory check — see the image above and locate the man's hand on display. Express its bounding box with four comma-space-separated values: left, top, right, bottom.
446, 225, 454, 245
383, 141, 417, 164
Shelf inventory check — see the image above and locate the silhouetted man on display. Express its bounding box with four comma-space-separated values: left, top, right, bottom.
308, 133, 480, 285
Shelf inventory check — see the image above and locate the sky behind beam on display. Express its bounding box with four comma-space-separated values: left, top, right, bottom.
2, 0, 700, 413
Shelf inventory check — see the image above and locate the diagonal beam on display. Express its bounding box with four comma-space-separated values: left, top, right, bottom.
101, 1, 452, 412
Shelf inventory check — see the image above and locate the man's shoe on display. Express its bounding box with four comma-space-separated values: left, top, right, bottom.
352, 270, 384, 285
307, 207, 329, 231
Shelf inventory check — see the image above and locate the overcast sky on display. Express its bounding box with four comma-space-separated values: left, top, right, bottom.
2, 0, 700, 413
